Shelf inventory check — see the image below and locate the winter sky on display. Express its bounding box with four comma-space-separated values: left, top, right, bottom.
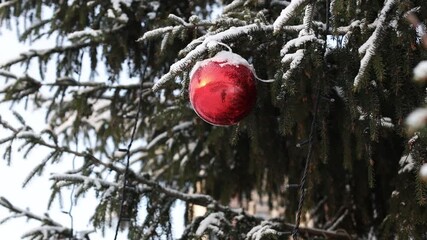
0, 21, 184, 240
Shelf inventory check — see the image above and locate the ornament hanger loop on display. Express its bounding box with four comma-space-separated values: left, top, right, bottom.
216, 41, 233, 52
206, 40, 233, 53
252, 70, 275, 83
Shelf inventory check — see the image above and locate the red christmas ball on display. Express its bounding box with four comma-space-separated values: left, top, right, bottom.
189, 51, 256, 126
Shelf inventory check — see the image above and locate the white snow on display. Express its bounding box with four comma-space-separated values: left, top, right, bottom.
16, 131, 40, 139
146, 121, 192, 150
391, 191, 399, 197
68, 29, 101, 40
415, 23, 426, 39
358, 35, 373, 55
50, 173, 120, 188
22, 226, 68, 239
413, 61, 427, 82
380, 117, 394, 128
189, 51, 253, 79
399, 154, 415, 174
333, 86, 346, 100
53, 112, 78, 134
408, 133, 419, 145
223, 0, 245, 13
195, 212, 224, 236
0, 0, 17, 10
110, 0, 131, 11
420, 163, 427, 178
280, 35, 323, 55
246, 222, 280, 240
354, 0, 397, 87
273, 0, 310, 33
151, 23, 272, 91
405, 108, 427, 130
281, 49, 305, 81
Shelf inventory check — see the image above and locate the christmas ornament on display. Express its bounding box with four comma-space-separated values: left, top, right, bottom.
420, 163, 427, 183
189, 51, 256, 126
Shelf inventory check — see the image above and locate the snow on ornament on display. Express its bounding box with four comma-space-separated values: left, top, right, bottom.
189, 51, 256, 126
420, 163, 427, 183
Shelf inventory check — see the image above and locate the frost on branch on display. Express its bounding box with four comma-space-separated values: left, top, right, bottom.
353, 0, 397, 88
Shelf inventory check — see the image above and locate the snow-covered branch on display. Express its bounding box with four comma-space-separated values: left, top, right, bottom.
50, 173, 120, 189
21, 226, 70, 239
281, 35, 323, 56
0, 0, 17, 10
281, 49, 305, 82
83, 155, 241, 215
0, 201, 95, 240
246, 220, 352, 239
0, 196, 62, 227
139, 16, 213, 42
223, 0, 245, 14
152, 23, 272, 91
195, 212, 229, 237
246, 222, 290, 240
302, 2, 315, 34
353, 0, 397, 88
0, 42, 92, 69
146, 121, 192, 149
273, 0, 310, 33
271, 0, 291, 7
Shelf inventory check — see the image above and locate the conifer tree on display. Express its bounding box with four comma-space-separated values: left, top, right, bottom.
0, 0, 427, 239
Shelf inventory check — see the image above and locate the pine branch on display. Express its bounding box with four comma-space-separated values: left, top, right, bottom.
0, 196, 95, 239
0, 0, 17, 10
283, 223, 352, 239
0, 42, 92, 69
223, 0, 246, 14
353, 0, 398, 88
152, 23, 272, 91
273, 0, 311, 33
50, 173, 121, 189
0, 197, 62, 226
327, 209, 349, 231
271, 0, 291, 7
247, 221, 352, 239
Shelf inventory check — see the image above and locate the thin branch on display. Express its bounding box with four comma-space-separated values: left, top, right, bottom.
0, 196, 62, 227
50, 173, 121, 188
353, 0, 397, 88
0, 42, 92, 69
327, 209, 349, 231
0, 0, 17, 10
273, 0, 310, 33
283, 222, 352, 239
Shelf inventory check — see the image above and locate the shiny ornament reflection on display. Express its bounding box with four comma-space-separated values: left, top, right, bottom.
189, 52, 256, 126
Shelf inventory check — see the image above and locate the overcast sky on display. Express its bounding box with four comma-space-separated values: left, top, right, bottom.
0, 23, 184, 240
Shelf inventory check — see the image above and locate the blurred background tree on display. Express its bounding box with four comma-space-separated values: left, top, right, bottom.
0, 0, 427, 239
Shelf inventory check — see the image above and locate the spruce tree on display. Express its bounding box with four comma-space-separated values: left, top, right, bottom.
0, 0, 427, 239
